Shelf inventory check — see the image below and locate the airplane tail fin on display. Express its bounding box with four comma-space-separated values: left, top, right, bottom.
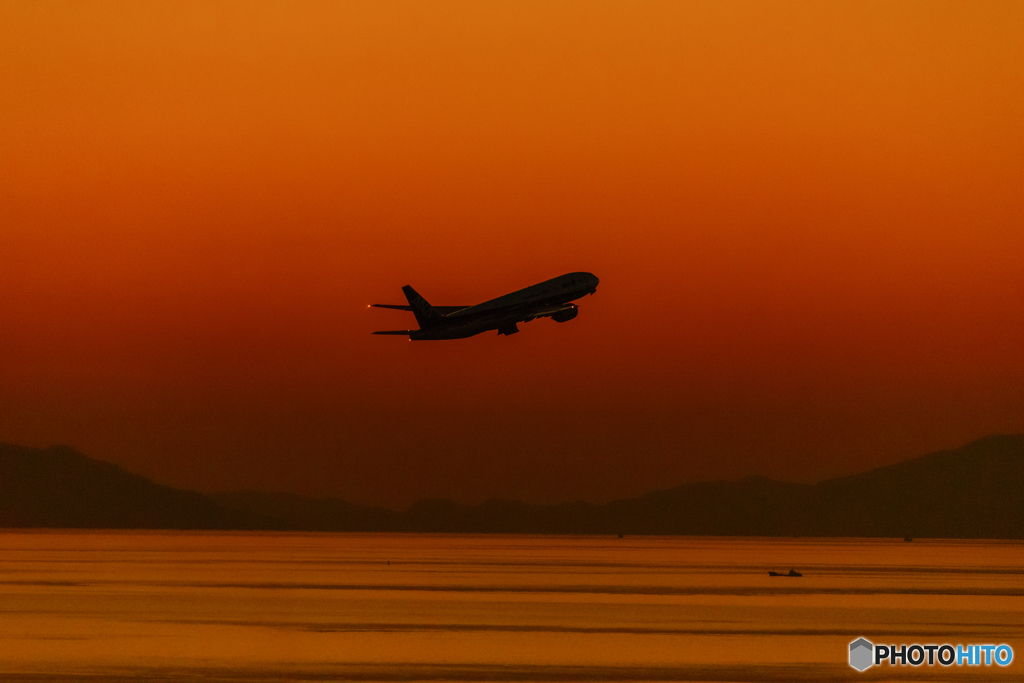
402, 285, 442, 328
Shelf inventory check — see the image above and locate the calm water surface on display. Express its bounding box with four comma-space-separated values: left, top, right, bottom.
0, 531, 1021, 681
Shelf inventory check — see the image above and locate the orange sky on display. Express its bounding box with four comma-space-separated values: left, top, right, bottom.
2, 1, 1022, 507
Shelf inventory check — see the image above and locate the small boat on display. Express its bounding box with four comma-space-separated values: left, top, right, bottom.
768, 569, 802, 577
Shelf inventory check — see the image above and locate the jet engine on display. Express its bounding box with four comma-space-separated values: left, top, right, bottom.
551, 305, 578, 323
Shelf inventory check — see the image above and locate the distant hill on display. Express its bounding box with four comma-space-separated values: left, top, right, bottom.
0, 444, 278, 530
2, 435, 1022, 537
211, 490, 398, 532
808, 434, 1024, 538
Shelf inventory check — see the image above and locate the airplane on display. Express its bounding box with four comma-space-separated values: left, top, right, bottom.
371, 272, 599, 340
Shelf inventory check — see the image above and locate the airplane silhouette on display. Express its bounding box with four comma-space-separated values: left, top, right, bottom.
371, 272, 599, 340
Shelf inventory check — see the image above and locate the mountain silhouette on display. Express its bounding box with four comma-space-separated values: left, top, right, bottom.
211, 490, 398, 531
2, 435, 1022, 537
0, 444, 278, 530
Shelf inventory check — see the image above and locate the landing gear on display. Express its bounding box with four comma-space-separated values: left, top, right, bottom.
498, 323, 519, 336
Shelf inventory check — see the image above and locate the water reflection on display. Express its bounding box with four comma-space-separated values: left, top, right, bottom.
0, 532, 1021, 681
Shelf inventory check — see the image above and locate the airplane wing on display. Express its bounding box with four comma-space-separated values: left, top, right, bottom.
370, 304, 470, 315
522, 303, 578, 322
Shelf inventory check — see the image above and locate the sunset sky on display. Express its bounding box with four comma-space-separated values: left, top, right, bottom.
2, 1, 1022, 508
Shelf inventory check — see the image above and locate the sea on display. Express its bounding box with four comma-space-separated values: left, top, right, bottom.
0, 531, 1021, 681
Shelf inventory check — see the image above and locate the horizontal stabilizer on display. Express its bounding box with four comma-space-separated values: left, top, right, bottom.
372, 330, 413, 336
371, 304, 470, 315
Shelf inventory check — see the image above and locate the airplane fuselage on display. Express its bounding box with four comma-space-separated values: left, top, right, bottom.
373, 272, 599, 340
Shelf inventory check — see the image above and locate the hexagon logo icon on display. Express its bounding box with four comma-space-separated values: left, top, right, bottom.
849, 638, 874, 671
